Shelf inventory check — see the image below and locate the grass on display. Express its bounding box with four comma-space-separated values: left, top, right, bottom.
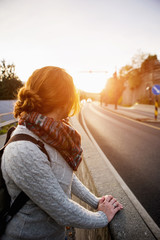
0, 123, 17, 135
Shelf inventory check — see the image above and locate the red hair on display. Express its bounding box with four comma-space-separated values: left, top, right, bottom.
14, 66, 79, 118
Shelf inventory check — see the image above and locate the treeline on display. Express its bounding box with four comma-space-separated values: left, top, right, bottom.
101, 52, 160, 106
0, 59, 23, 100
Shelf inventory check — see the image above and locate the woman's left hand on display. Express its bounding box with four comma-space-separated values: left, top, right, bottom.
98, 195, 123, 222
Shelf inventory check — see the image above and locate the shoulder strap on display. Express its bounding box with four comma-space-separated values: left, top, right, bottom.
0, 127, 16, 158
2, 132, 51, 221
7, 134, 51, 162
7, 192, 30, 221
4, 127, 16, 145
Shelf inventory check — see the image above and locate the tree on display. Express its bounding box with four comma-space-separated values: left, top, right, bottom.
127, 68, 141, 89
124, 54, 159, 89
131, 50, 147, 69
120, 50, 147, 89
101, 51, 160, 106
141, 54, 158, 73
0, 60, 23, 100
119, 53, 145, 90
101, 72, 125, 108
119, 65, 132, 78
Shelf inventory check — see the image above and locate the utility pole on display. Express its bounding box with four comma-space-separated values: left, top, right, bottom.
113, 70, 118, 110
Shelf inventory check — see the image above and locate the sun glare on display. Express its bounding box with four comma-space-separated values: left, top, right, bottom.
71, 72, 108, 93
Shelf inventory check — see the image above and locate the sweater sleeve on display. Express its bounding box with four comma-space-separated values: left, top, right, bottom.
71, 174, 101, 209
3, 141, 108, 229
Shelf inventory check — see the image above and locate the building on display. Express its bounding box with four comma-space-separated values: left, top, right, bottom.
122, 59, 160, 105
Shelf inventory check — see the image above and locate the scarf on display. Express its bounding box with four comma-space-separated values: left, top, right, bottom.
19, 112, 83, 171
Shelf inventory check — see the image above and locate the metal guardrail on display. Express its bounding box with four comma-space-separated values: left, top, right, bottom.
0, 112, 17, 128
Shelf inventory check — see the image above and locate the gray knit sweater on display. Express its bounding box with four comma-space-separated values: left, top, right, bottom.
1, 125, 108, 240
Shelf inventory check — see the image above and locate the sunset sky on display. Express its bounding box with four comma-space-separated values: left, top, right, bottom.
0, 0, 160, 92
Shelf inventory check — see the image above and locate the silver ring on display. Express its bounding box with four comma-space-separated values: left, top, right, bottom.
113, 203, 117, 208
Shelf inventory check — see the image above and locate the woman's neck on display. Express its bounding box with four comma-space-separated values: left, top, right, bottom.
45, 108, 67, 121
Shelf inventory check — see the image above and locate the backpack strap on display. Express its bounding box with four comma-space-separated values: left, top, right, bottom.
7, 134, 51, 162
2, 131, 51, 222
5, 192, 30, 222
4, 127, 16, 145
0, 127, 16, 156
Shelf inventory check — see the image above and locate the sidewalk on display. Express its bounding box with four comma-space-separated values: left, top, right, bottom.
100, 103, 160, 123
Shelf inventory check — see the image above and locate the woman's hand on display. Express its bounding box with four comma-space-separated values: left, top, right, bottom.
98, 195, 123, 223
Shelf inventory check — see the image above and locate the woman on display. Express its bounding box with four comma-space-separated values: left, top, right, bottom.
2, 66, 123, 240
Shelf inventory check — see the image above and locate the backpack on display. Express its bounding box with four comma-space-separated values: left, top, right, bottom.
0, 127, 50, 236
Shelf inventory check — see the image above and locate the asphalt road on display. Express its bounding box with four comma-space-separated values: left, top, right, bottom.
0, 100, 16, 121
80, 103, 160, 228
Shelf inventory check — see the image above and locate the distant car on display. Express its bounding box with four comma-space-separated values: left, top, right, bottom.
87, 98, 92, 103
81, 99, 86, 105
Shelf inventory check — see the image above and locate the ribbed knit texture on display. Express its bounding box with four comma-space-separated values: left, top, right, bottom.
1, 125, 108, 240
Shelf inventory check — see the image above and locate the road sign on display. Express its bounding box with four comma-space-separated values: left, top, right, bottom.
152, 85, 160, 95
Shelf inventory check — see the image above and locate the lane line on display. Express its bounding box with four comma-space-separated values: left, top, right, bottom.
91, 103, 160, 131
81, 107, 160, 239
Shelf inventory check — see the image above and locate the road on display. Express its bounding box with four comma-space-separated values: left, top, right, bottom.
80, 103, 160, 228
0, 100, 16, 121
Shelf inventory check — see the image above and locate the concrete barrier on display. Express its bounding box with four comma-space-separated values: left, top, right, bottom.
70, 116, 159, 240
